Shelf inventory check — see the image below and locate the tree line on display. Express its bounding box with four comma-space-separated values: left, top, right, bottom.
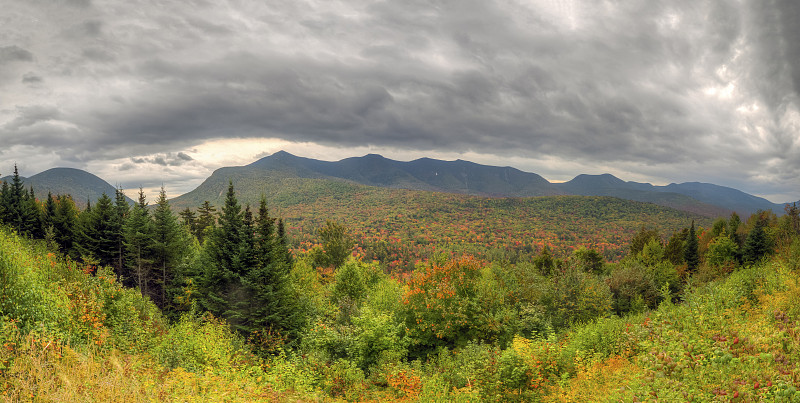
0, 165, 301, 342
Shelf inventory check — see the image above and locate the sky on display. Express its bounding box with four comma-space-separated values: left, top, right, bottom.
1, 0, 799, 202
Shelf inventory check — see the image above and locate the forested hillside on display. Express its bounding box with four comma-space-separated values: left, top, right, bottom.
1, 166, 800, 401
172, 176, 712, 270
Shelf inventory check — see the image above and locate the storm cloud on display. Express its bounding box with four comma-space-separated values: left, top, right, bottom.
1, 0, 799, 201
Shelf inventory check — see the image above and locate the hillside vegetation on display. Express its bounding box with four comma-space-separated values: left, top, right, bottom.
2, 166, 800, 401
172, 176, 712, 270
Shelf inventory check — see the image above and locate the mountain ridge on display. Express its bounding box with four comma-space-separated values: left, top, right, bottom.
4, 153, 795, 217
182, 151, 788, 217
0, 167, 134, 207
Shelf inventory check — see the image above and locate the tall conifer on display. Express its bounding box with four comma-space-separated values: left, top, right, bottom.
684, 221, 700, 273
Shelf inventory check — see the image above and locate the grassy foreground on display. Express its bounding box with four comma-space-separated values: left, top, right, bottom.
1, 225, 799, 401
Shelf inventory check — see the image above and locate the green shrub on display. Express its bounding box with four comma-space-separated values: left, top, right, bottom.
153, 313, 250, 373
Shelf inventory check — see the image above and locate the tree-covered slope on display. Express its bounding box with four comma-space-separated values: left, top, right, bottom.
172, 175, 712, 268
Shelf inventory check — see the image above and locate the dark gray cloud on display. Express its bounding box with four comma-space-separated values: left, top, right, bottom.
1, 0, 799, 201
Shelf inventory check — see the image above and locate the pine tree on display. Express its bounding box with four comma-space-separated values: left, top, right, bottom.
124, 189, 154, 293
684, 221, 700, 273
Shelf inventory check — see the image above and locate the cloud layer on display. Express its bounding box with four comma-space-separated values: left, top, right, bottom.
1, 0, 799, 201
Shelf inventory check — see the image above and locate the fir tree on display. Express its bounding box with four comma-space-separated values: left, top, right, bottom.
23, 186, 43, 238
53, 195, 79, 258
664, 228, 687, 266
151, 186, 188, 310
77, 193, 117, 267
684, 221, 700, 273
43, 192, 57, 245
195, 201, 217, 244
199, 182, 245, 323
179, 207, 197, 237
743, 214, 771, 265
124, 188, 154, 293
7, 165, 27, 234
254, 197, 275, 267
111, 188, 130, 272
0, 179, 9, 224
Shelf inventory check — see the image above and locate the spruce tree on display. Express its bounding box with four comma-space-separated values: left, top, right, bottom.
664, 228, 687, 266
151, 186, 188, 310
195, 201, 217, 244
111, 188, 130, 273
0, 179, 9, 224
254, 197, 275, 266
684, 221, 700, 273
199, 182, 245, 323
124, 189, 154, 293
23, 186, 43, 238
743, 214, 771, 265
43, 192, 57, 245
7, 165, 26, 234
77, 193, 117, 267
53, 195, 79, 258
237, 197, 302, 342
179, 207, 197, 237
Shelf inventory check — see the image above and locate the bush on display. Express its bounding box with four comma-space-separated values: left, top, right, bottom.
607, 263, 658, 316
543, 265, 612, 329
153, 313, 251, 373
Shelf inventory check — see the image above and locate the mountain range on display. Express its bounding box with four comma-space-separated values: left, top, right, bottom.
3, 152, 794, 217
170, 151, 791, 217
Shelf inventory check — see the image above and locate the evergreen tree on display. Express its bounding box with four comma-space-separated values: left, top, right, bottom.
0, 179, 9, 224
77, 193, 117, 267
179, 207, 197, 237
684, 221, 700, 273
664, 228, 687, 266
43, 192, 57, 245
7, 165, 27, 234
198, 182, 245, 322
43, 192, 56, 228
743, 214, 771, 265
111, 188, 130, 273
124, 189, 154, 293
151, 186, 188, 310
23, 186, 43, 238
195, 201, 217, 244
239, 198, 302, 342
254, 197, 275, 266
53, 195, 79, 258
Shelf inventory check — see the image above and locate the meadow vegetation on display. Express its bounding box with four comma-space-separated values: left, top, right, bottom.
1, 165, 799, 401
